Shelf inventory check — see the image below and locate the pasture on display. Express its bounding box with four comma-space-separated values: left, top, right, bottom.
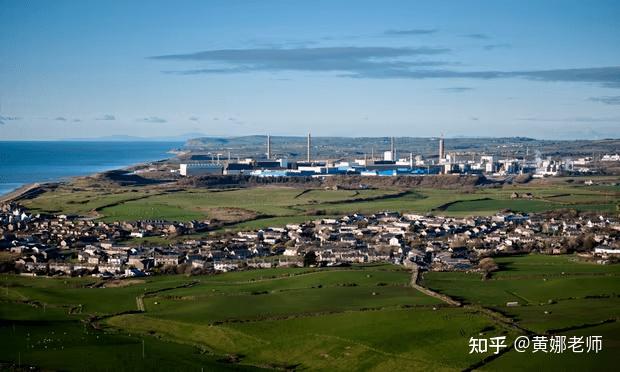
2, 257, 617, 370
19, 182, 619, 234
423, 254, 619, 370
1, 265, 512, 370
0, 304, 261, 371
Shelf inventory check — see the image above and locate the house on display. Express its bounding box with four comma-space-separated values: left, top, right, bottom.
98, 263, 122, 274
594, 246, 620, 256
130, 231, 146, 238
48, 263, 73, 275
125, 268, 146, 277
154, 254, 182, 266
247, 261, 273, 269
389, 237, 402, 247
190, 259, 208, 269
283, 247, 300, 256
128, 256, 153, 271
213, 261, 239, 272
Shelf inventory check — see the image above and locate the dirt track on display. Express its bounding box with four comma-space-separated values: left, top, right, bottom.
409, 267, 462, 307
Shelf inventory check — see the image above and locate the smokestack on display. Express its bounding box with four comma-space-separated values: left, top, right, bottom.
266, 135, 271, 160
439, 135, 445, 160
307, 132, 311, 162
390, 137, 395, 160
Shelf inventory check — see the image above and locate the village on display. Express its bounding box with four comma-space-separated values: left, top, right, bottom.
1, 202, 619, 278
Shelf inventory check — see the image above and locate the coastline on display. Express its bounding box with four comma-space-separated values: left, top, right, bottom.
0, 182, 47, 204
0, 140, 183, 203
0, 158, 176, 204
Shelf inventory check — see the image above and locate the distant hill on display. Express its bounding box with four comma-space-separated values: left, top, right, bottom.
65, 133, 207, 142
185, 135, 620, 160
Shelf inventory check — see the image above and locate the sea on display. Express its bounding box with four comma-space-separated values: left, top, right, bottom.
0, 141, 183, 196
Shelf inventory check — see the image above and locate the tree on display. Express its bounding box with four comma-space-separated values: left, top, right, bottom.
583, 234, 596, 251
566, 236, 583, 252
478, 257, 498, 278
303, 251, 317, 267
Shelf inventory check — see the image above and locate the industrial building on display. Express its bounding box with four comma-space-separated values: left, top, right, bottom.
179, 163, 223, 176
179, 133, 583, 179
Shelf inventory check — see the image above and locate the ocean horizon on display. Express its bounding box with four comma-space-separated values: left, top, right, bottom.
0, 141, 183, 196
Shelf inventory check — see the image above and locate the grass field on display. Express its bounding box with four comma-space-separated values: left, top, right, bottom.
423, 254, 619, 370
20, 182, 619, 234
0, 274, 266, 371
481, 321, 619, 371
141, 268, 438, 324
0, 303, 262, 371
1, 256, 618, 370
0, 264, 513, 370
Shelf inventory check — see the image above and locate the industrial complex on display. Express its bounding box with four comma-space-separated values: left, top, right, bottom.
179, 134, 593, 178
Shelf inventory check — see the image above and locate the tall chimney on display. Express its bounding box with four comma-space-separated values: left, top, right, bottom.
307, 132, 311, 163
266, 135, 271, 160
439, 135, 445, 160
390, 137, 396, 161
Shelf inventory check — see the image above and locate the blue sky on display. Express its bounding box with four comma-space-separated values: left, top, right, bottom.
1, 0, 619, 140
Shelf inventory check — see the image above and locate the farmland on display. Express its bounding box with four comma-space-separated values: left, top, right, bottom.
19, 181, 619, 236
424, 254, 619, 370
1, 256, 618, 370
0, 265, 497, 370
6, 177, 619, 370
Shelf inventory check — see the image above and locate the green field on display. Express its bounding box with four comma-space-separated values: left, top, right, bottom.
1, 256, 618, 370
423, 255, 619, 370
0, 275, 264, 371
0, 265, 511, 371
482, 321, 620, 371
20, 183, 619, 234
